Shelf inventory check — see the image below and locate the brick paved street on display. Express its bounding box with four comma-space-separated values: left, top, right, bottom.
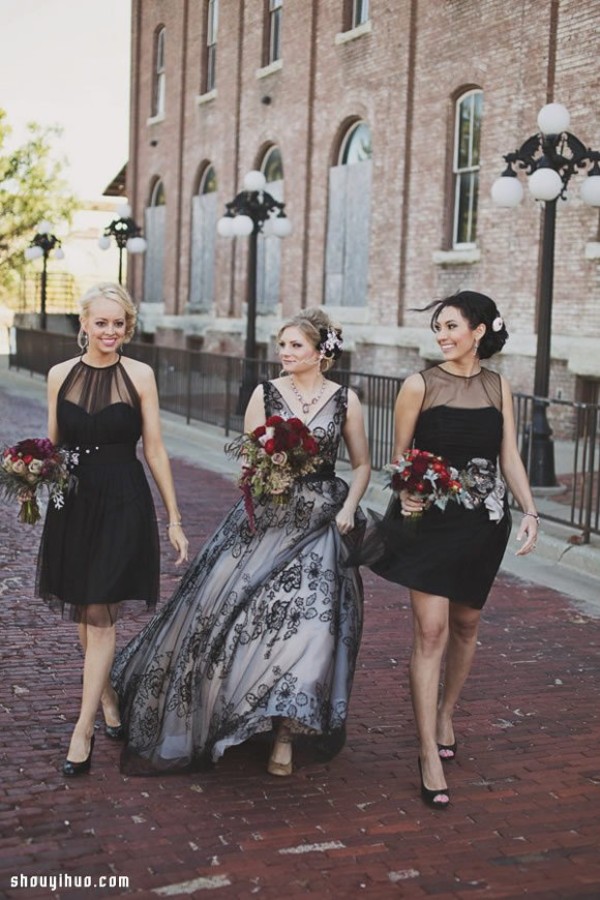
1, 373, 599, 900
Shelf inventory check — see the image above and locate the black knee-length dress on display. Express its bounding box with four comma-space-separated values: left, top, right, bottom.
36, 359, 160, 626
366, 365, 511, 609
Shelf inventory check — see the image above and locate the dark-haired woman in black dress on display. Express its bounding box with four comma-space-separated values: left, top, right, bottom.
370, 291, 538, 808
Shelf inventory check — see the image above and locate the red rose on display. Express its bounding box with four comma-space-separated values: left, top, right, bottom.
264, 439, 276, 454
253, 425, 266, 438
265, 415, 283, 427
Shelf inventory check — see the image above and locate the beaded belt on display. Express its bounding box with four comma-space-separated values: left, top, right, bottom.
67, 443, 138, 466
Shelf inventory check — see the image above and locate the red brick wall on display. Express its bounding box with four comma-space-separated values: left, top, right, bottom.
128, 0, 600, 397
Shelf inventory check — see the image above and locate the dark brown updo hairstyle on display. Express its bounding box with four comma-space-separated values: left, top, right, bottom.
277, 307, 344, 372
419, 290, 508, 359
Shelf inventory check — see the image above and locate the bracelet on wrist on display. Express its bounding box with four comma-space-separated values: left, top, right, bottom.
522, 512, 540, 524
166, 521, 182, 530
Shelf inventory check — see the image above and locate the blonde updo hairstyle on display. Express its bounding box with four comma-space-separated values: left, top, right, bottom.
77, 282, 137, 350
277, 307, 344, 373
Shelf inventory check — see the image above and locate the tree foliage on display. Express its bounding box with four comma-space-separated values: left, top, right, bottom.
0, 108, 79, 294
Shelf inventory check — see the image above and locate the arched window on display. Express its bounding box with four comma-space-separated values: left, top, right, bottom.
189, 165, 218, 311
453, 89, 483, 247
144, 179, 166, 303
324, 121, 372, 307
153, 27, 166, 117
256, 147, 284, 314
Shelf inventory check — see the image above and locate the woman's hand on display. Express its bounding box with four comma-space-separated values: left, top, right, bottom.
167, 524, 189, 565
335, 505, 355, 535
515, 514, 539, 556
399, 490, 424, 517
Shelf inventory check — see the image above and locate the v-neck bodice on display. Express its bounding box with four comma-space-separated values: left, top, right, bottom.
263, 381, 348, 468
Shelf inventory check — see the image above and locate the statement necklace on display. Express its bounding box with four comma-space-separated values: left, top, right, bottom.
289, 375, 327, 416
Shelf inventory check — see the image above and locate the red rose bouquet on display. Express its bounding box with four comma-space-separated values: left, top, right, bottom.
0, 438, 77, 525
384, 448, 463, 522
227, 415, 322, 531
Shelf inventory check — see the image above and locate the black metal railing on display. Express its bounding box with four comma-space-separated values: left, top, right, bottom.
10, 327, 600, 541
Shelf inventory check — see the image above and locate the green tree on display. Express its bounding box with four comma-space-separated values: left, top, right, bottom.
0, 108, 79, 297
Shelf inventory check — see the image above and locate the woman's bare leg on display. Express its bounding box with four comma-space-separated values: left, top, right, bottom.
409, 590, 449, 794
437, 603, 481, 750
78, 620, 120, 728
66, 617, 116, 762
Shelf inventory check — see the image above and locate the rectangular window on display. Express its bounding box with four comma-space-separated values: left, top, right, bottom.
268, 0, 282, 64
453, 91, 483, 247
353, 0, 369, 27
205, 0, 218, 92
153, 28, 166, 117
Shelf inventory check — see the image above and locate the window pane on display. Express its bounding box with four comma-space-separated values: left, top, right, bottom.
455, 172, 479, 245
206, 44, 216, 91
341, 122, 372, 165
270, 8, 282, 62
353, 0, 369, 26
208, 0, 218, 45
201, 166, 217, 194
471, 92, 483, 166
263, 147, 283, 182
457, 95, 473, 170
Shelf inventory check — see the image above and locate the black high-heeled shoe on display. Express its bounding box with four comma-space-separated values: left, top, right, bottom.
437, 741, 457, 761
418, 757, 450, 809
104, 724, 124, 740
63, 735, 95, 777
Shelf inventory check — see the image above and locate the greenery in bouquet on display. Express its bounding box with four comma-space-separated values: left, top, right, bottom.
384, 448, 463, 522
0, 438, 77, 525
227, 415, 322, 531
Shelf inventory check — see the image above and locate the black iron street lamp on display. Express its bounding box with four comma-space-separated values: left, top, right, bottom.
492, 102, 600, 487
98, 203, 147, 284
24, 221, 65, 330
217, 170, 292, 409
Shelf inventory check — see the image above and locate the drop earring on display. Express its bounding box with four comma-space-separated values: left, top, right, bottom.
77, 329, 89, 352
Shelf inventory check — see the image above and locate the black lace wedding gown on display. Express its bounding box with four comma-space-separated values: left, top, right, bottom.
36, 359, 160, 626
111, 382, 365, 774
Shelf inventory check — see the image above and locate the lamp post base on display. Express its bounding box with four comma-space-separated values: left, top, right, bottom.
523, 403, 558, 488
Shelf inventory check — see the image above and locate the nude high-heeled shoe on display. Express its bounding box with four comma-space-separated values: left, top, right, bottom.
267, 734, 293, 777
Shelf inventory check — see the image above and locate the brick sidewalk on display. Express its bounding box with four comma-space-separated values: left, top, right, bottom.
1, 383, 599, 899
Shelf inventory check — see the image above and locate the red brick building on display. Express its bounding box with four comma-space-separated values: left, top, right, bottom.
125, 0, 600, 400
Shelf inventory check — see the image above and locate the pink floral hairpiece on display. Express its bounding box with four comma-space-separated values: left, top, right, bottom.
319, 327, 344, 360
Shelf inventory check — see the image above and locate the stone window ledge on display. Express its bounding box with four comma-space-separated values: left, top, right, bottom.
146, 113, 165, 127
196, 89, 217, 106
335, 21, 372, 45
256, 59, 283, 79
432, 248, 481, 266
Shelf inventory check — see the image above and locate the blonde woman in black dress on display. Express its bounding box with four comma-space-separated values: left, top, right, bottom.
370, 291, 538, 809
36, 283, 188, 776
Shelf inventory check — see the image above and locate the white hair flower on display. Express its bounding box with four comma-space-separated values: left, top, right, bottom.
492, 316, 504, 333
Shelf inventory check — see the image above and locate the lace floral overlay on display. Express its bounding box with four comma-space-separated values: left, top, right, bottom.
112, 382, 365, 773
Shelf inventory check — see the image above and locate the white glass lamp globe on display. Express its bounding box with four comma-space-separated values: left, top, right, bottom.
528, 168, 563, 201
117, 203, 132, 219
54, 247, 65, 260
217, 216, 236, 237
243, 170, 266, 192
37, 220, 52, 234
24, 246, 43, 261
232, 215, 254, 236
491, 176, 524, 207
98, 235, 112, 250
580, 175, 600, 207
271, 216, 293, 238
127, 236, 147, 254
537, 103, 570, 135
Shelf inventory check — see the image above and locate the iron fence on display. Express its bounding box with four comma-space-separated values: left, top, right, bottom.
10, 327, 600, 541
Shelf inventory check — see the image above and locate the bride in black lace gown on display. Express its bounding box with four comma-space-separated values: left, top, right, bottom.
111, 308, 371, 777
36, 284, 188, 777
